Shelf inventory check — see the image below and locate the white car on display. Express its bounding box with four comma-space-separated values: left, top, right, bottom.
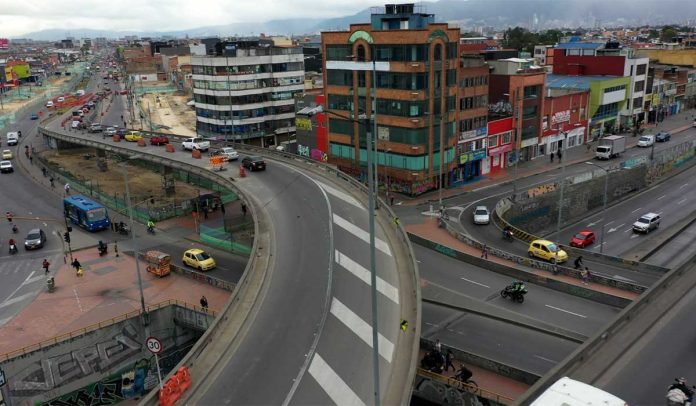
46, 100, 54, 108
637, 135, 655, 147
57, 96, 65, 103
104, 126, 117, 136
217, 147, 239, 161
0, 161, 13, 173
473, 206, 490, 225
71, 120, 81, 129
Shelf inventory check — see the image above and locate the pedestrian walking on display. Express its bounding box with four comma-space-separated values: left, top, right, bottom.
580, 268, 589, 285
200, 295, 209, 312
241, 202, 247, 217
29, 155, 33, 165
42, 258, 50, 275
390, 195, 395, 206
41, 167, 47, 177
71, 258, 81, 272
481, 244, 488, 259
583, 267, 591, 285
574, 256, 583, 270
445, 350, 456, 373
49, 177, 55, 188
435, 338, 442, 354
557, 150, 563, 163
64, 183, 70, 195
550, 152, 554, 162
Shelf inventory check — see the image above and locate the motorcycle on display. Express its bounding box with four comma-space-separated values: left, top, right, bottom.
147, 225, 156, 235
12, 224, 18, 234
667, 378, 695, 406
502, 229, 514, 242
117, 223, 129, 236
500, 285, 527, 303
98, 242, 108, 257
9, 244, 17, 254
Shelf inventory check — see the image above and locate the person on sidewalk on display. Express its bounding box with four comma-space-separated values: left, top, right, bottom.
481, 244, 488, 259
71, 258, 81, 272
241, 202, 247, 217
550, 152, 554, 162
435, 338, 442, 354
200, 295, 209, 311
42, 259, 50, 275
557, 150, 563, 163
64, 183, 70, 195
445, 350, 456, 373
583, 267, 592, 285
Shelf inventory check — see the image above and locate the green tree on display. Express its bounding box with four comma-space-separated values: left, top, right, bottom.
661, 26, 677, 42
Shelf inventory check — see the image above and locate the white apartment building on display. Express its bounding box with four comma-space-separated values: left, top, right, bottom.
622, 56, 650, 126
191, 39, 305, 146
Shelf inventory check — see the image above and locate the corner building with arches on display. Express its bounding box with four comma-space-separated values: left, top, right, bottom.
322, 3, 460, 196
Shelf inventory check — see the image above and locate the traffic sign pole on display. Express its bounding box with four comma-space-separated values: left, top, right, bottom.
146, 337, 164, 391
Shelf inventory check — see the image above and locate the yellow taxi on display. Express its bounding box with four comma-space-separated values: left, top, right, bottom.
528, 239, 568, 263
124, 131, 143, 142
1, 150, 13, 160
182, 248, 216, 271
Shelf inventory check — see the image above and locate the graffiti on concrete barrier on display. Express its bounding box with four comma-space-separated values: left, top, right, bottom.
434, 244, 456, 258
39, 358, 154, 406
10, 323, 141, 396
526, 183, 556, 198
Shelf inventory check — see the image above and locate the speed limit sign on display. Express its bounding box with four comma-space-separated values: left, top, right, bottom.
146, 337, 163, 354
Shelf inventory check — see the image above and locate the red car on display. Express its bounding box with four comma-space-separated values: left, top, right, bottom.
120, 90, 128, 95
150, 136, 170, 146
570, 229, 596, 248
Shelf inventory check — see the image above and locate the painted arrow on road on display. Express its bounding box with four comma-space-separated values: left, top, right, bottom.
587, 221, 599, 227
607, 223, 625, 233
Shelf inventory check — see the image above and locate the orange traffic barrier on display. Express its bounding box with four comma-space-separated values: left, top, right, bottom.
239, 165, 246, 177
165, 144, 175, 153
191, 149, 202, 159
112, 135, 120, 142
165, 380, 182, 405
158, 383, 176, 406
137, 139, 147, 147
176, 367, 192, 392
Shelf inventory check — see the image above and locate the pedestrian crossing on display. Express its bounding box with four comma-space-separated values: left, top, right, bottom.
0, 254, 61, 327
296, 183, 402, 405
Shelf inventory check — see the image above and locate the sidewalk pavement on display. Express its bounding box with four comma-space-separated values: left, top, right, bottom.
417, 349, 528, 403
398, 108, 696, 207
406, 217, 640, 300
0, 247, 230, 355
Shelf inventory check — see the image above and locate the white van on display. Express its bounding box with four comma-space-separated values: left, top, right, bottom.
6, 132, 19, 146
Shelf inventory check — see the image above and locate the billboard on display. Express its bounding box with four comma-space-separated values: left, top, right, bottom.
0, 38, 8, 50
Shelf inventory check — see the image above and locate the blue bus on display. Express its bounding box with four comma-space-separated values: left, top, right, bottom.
64, 195, 111, 231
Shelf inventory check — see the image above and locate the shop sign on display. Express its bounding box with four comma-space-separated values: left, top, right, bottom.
459, 149, 487, 164
488, 143, 512, 156
476, 127, 488, 137
551, 110, 570, 124
377, 126, 390, 141
458, 130, 477, 143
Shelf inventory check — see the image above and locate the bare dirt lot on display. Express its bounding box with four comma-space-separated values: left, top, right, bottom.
140, 91, 196, 136
41, 148, 201, 204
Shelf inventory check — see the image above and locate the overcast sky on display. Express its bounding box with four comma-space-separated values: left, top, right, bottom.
3, 0, 380, 37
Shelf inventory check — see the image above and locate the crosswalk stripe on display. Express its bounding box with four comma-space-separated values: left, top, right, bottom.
0, 291, 38, 310
335, 250, 399, 305
24, 275, 46, 285
330, 297, 394, 363
316, 180, 365, 211
309, 353, 366, 406
332, 214, 392, 257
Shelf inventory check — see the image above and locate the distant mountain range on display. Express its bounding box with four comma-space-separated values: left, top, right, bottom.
14, 0, 696, 41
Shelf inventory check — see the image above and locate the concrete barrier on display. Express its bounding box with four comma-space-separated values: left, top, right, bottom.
409, 232, 635, 308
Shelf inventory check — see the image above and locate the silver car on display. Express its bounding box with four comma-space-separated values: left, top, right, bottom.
24, 228, 47, 250
104, 126, 117, 136
473, 206, 490, 225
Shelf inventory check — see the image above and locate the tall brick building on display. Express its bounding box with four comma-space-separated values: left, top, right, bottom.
322, 3, 460, 196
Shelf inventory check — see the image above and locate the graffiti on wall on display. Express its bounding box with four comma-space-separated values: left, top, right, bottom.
39, 358, 154, 406
526, 182, 557, 198
9, 323, 141, 397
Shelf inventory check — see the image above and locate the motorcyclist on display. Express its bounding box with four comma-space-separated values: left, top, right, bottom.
12, 224, 18, 233
509, 281, 527, 294
8, 238, 17, 253
146, 219, 155, 232
667, 378, 694, 405
503, 225, 514, 240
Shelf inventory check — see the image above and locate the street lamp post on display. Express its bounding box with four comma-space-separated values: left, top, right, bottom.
554, 131, 568, 263
119, 158, 148, 328
586, 161, 610, 254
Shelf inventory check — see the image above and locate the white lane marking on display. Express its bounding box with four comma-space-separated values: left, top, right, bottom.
330, 297, 394, 362
534, 355, 558, 364
335, 250, 399, 304
680, 183, 689, 189
0, 292, 37, 309
308, 353, 366, 406
73, 288, 84, 312
631, 207, 642, 213
657, 195, 667, 200
545, 304, 587, 318
630, 234, 640, 239
333, 214, 392, 257
24, 275, 46, 285
604, 221, 614, 226
316, 180, 365, 211
624, 228, 633, 233
460, 278, 490, 288
678, 198, 688, 205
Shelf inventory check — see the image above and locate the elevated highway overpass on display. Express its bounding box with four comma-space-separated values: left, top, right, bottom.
36, 121, 421, 405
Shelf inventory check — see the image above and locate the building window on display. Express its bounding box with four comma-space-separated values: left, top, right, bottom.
459, 115, 487, 131
604, 85, 626, 93
488, 135, 498, 147
326, 45, 351, 61
633, 97, 643, 110
501, 131, 512, 144
634, 80, 644, 93
636, 64, 647, 75
327, 70, 353, 86
523, 86, 539, 99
